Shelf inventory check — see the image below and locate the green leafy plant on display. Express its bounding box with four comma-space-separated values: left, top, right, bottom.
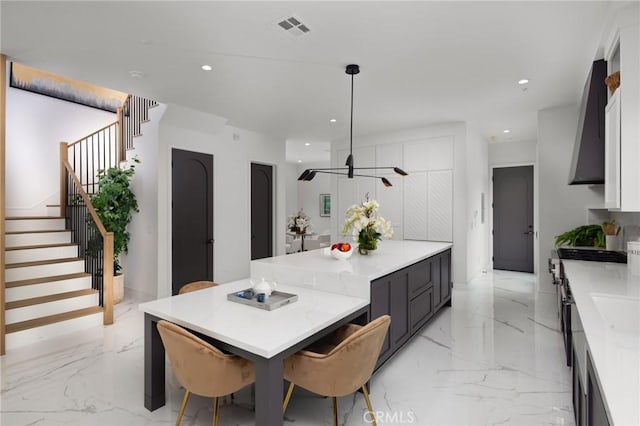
91, 158, 139, 274
554, 224, 605, 248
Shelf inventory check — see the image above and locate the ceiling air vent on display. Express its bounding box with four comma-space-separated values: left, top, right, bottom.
277, 16, 310, 37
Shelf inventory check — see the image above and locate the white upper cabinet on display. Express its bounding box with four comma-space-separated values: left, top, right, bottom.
375, 143, 403, 168
403, 136, 453, 171
604, 10, 640, 211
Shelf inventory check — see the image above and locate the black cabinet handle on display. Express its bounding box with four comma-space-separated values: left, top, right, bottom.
207, 239, 214, 244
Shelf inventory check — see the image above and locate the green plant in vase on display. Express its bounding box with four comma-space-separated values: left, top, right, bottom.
91, 158, 139, 274
342, 196, 393, 255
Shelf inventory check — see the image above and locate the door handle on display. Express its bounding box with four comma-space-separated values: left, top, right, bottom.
207, 239, 214, 244
523, 231, 534, 235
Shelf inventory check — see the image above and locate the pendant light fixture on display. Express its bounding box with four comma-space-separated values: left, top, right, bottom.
298, 64, 408, 187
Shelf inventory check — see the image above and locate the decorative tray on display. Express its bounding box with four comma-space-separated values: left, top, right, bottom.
227, 289, 298, 311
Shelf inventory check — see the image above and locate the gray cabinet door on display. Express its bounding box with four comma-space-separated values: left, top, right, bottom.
370, 277, 391, 362
390, 272, 410, 347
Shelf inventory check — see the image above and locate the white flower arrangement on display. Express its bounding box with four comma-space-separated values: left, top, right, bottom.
341, 198, 392, 254
288, 209, 312, 234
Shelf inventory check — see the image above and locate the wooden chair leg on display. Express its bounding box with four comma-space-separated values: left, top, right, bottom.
213, 396, 220, 426
362, 386, 377, 426
332, 396, 338, 426
283, 382, 295, 413
176, 389, 190, 426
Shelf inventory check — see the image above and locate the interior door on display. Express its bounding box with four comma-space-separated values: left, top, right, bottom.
493, 165, 534, 272
172, 149, 214, 295
251, 163, 273, 260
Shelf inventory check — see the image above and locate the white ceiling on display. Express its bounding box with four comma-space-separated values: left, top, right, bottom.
0, 1, 626, 163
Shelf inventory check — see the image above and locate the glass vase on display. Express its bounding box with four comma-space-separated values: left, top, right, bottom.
357, 238, 377, 255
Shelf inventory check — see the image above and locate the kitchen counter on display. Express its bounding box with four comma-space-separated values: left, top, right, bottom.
251, 240, 453, 299
562, 260, 640, 425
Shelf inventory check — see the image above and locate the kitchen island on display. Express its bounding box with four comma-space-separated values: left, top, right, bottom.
140, 240, 452, 426
562, 260, 640, 426
252, 240, 453, 366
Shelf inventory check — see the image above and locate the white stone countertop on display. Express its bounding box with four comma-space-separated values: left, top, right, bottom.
138, 279, 369, 359
562, 260, 640, 426
251, 240, 452, 299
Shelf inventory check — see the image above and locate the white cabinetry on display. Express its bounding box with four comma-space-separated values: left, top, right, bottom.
335, 138, 453, 242
604, 90, 620, 209
604, 14, 640, 211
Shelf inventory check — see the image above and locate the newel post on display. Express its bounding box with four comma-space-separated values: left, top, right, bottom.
103, 232, 114, 325
59, 142, 68, 218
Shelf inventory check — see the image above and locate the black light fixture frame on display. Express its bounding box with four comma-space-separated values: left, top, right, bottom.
298, 64, 408, 187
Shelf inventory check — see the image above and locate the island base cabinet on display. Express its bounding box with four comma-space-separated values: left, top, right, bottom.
587, 354, 610, 426
410, 287, 433, 334
371, 249, 451, 369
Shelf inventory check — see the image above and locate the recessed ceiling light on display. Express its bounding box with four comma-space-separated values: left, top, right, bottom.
129, 70, 144, 78
201, 65, 213, 71
518, 79, 529, 85
330, 119, 337, 123
503, 129, 511, 134
304, 142, 311, 146
297, 160, 302, 163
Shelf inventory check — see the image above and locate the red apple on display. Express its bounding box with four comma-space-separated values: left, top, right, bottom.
331, 243, 340, 250
339, 243, 351, 252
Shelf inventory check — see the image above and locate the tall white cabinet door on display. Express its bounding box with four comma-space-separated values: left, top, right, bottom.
403, 172, 428, 240
604, 90, 621, 209
403, 136, 454, 172
337, 176, 377, 231
427, 170, 453, 242
376, 174, 403, 240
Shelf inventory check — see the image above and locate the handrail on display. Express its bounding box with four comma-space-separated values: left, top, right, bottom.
62, 159, 108, 236
68, 121, 119, 147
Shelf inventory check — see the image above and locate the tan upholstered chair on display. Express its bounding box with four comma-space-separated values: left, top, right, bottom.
156, 320, 255, 426
282, 315, 391, 426
178, 280, 218, 295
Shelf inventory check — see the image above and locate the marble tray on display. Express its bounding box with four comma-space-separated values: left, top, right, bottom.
227, 289, 298, 311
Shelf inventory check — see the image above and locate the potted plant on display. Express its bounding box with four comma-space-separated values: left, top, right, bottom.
342, 196, 393, 255
91, 158, 139, 303
601, 220, 621, 250
554, 224, 605, 248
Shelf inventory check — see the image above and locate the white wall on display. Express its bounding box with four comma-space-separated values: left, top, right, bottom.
120, 104, 166, 298
465, 128, 489, 281
156, 104, 287, 298
537, 104, 603, 293
331, 122, 469, 284
489, 140, 537, 166
5, 80, 115, 215
284, 163, 299, 224
296, 161, 331, 235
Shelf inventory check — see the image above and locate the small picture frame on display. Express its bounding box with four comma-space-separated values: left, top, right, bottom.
319, 194, 331, 217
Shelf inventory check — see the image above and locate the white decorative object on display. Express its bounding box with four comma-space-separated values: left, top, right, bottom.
627, 241, 640, 276
251, 278, 277, 297
331, 245, 353, 260
606, 235, 621, 251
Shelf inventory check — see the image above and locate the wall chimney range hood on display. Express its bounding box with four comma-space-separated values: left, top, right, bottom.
568, 59, 607, 185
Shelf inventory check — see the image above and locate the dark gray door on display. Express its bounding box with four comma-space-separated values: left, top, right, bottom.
493, 165, 534, 272
172, 149, 214, 295
251, 163, 273, 260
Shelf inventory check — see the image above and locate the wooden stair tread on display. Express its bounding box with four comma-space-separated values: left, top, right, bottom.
6, 257, 83, 269
6, 229, 70, 235
6, 306, 103, 334
6, 289, 98, 310
5, 216, 65, 220
6, 242, 79, 251
6, 272, 91, 288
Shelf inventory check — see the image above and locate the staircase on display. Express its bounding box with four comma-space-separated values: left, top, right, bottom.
2, 94, 158, 352
4, 216, 101, 350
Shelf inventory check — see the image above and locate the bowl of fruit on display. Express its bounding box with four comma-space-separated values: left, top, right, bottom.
330, 242, 353, 259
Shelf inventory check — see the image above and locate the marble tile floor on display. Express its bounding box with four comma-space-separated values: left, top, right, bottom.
0, 270, 574, 426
